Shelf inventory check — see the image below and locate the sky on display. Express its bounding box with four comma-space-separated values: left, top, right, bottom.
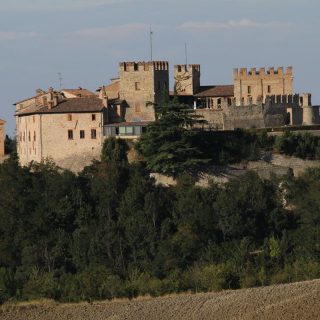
1, 0, 319, 135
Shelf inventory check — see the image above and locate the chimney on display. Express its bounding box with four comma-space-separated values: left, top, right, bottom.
48, 87, 54, 110
100, 86, 109, 108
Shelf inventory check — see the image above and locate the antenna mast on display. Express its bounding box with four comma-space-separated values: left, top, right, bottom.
150, 26, 153, 61
58, 72, 63, 90
185, 43, 188, 65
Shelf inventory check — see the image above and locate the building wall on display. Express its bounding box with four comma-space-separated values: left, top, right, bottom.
174, 64, 200, 95
17, 112, 103, 169
234, 67, 293, 106
0, 121, 5, 157
119, 61, 169, 122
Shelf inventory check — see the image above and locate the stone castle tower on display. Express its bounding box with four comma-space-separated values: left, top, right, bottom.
234, 67, 293, 106
174, 64, 200, 95
119, 61, 169, 122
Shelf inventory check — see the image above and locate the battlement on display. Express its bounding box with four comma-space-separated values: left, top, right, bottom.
263, 93, 312, 107
174, 64, 201, 73
234, 66, 293, 79
120, 61, 169, 72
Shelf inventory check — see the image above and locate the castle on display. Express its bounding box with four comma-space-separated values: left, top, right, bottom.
14, 61, 320, 171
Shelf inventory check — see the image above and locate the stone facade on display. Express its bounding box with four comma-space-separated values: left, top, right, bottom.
17, 112, 103, 168
119, 61, 169, 122
234, 67, 293, 106
13, 60, 320, 172
174, 64, 200, 95
0, 119, 5, 158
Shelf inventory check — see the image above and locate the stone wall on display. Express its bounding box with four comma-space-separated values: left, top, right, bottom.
119, 61, 169, 122
234, 67, 293, 106
174, 64, 200, 95
17, 112, 103, 168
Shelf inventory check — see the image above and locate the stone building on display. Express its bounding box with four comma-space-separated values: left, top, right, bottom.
173, 64, 234, 109
15, 88, 106, 171
101, 61, 169, 137
0, 119, 5, 158
15, 61, 169, 170
233, 67, 293, 106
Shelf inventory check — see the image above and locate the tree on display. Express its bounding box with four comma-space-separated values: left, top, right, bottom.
101, 137, 129, 163
136, 98, 208, 177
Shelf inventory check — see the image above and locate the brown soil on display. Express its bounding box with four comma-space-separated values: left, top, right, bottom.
1, 279, 319, 320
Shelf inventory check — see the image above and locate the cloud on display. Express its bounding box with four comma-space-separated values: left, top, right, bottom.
0, 31, 38, 41
0, 0, 135, 12
178, 19, 291, 31
68, 23, 150, 39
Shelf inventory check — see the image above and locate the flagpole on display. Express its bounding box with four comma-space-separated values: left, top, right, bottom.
150, 26, 153, 61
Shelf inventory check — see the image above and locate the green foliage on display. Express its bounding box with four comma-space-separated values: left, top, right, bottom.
136, 98, 209, 176
274, 131, 320, 159
101, 137, 129, 163
4, 135, 16, 155
0, 143, 319, 303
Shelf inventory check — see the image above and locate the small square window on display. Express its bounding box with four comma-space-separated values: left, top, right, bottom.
68, 130, 73, 140
80, 130, 85, 139
248, 86, 251, 94
135, 103, 141, 113
135, 82, 140, 91
267, 85, 271, 93
91, 129, 97, 139
126, 126, 134, 135
92, 114, 96, 121
67, 114, 72, 121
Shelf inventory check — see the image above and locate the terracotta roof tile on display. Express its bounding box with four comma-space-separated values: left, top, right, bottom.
195, 85, 234, 97
16, 98, 105, 116
62, 88, 96, 97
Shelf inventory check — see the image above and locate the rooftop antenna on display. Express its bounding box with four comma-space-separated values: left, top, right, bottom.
185, 43, 188, 65
150, 25, 153, 61
58, 72, 63, 90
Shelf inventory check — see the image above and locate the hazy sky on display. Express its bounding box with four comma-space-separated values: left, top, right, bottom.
1, 0, 319, 134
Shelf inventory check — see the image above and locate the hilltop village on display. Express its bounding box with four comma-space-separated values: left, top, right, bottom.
7, 61, 320, 170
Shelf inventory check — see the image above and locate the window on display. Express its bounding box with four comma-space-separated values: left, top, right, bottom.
135, 82, 140, 91
248, 86, 251, 94
91, 129, 97, 139
267, 85, 271, 93
135, 102, 141, 113
68, 130, 73, 140
80, 130, 85, 139
91, 114, 96, 121
33, 131, 36, 141
126, 126, 134, 135
28, 131, 31, 141
67, 114, 72, 121
227, 98, 232, 106
33, 116, 35, 123
119, 127, 126, 135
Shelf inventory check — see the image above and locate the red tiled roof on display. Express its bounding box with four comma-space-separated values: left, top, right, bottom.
16, 98, 105, 116
62, 88, 96, 97
195, 85, 234, 97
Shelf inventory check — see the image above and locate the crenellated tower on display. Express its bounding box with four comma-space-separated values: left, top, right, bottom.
233, 66, 293, 106
174, 64, 200, 95
119, 61, 169, 122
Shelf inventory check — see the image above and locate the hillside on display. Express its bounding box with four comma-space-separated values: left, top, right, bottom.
1, 279, 319, 320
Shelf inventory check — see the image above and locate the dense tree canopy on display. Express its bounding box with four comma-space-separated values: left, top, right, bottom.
0, 143, 319, 302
